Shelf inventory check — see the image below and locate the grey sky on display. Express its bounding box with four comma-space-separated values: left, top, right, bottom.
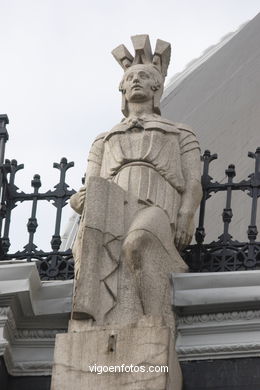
0, 0, 260, 250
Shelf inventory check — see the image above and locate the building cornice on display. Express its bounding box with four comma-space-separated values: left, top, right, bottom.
0, 261, 73, 376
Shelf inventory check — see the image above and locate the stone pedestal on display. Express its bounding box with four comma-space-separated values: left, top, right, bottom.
51, 317, 182, 390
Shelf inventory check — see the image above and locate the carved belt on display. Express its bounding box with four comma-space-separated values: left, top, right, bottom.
114, 161, 157, 175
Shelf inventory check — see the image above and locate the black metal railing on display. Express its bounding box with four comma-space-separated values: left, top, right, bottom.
1, 114, 260, 278
0, 115, 75, 280
182, 148, 260, 272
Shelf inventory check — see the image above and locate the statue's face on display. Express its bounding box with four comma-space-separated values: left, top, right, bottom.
122, 65, 161, 103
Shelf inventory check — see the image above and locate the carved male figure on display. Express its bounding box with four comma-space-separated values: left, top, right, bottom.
70, 35, 202, 328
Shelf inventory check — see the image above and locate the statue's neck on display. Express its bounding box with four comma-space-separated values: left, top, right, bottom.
127, 100, 154, 118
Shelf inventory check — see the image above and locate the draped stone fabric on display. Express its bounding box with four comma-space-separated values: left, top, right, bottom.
73, 176, 187, 326
90, 116, 199, 225
72, 116, 200, 326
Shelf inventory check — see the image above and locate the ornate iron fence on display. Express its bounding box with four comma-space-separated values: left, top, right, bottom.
0, 114, 260, 278
182, 148, 260, 272
0, 115, 75, 280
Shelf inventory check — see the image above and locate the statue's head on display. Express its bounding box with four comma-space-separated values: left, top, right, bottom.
119, 64, 163, 115
112, 35, 171, 117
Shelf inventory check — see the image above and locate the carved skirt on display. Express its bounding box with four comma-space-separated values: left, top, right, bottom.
72, 171, 187, 326
112, 163, 181, 228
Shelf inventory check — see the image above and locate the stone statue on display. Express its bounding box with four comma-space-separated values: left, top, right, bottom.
70, 35, 202, 328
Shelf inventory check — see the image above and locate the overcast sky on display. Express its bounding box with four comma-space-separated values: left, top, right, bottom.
1, 0, 260, 251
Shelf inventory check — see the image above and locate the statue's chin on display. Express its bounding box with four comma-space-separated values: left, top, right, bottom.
128, 93, 151, 103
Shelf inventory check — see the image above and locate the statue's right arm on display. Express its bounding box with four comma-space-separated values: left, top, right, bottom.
70, 137, 105, 215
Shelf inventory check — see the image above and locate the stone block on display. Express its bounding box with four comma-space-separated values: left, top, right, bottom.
51, 317, 182, 390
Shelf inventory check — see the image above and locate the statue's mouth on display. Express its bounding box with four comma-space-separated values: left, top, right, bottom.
131, 84, 142, 90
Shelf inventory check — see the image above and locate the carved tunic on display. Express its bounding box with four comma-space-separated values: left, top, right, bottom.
88, 117, 200, 225
72, 116, 200, 323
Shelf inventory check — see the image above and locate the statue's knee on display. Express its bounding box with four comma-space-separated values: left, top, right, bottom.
121, 230, 153, 270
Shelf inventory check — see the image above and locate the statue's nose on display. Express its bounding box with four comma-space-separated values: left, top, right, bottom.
133, 75, 140, 83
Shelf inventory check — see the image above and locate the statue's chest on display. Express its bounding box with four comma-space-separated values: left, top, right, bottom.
104, 129, 178, 162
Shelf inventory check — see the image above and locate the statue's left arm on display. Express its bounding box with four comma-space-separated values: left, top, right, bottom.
175, 125, 202, 250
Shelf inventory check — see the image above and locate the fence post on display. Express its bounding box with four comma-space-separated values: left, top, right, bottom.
0, 115, 9, 240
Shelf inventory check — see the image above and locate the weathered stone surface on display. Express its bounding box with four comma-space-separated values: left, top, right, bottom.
51, 317, 182, 390
52, 34, 202, 390
72, 175, 187, 329
70, 35, 202, 327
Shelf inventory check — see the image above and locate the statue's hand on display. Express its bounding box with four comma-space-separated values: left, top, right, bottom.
175, 209, 194, 251
70, 187, 86, 215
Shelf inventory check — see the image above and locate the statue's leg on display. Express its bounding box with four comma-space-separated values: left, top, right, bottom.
121, 206, 186, 325
122, 228, 167, 316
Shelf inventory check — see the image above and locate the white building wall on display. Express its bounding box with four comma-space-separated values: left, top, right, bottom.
162, 13, 260, 243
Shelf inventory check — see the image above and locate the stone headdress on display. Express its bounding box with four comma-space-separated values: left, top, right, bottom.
112, 35, 171, 116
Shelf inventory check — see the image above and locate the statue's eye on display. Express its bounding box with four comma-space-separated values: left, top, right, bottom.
139, 72, 149, 79
126, 74, 133, 81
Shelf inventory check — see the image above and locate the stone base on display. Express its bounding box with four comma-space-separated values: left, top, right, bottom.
51, 316, 182, 390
